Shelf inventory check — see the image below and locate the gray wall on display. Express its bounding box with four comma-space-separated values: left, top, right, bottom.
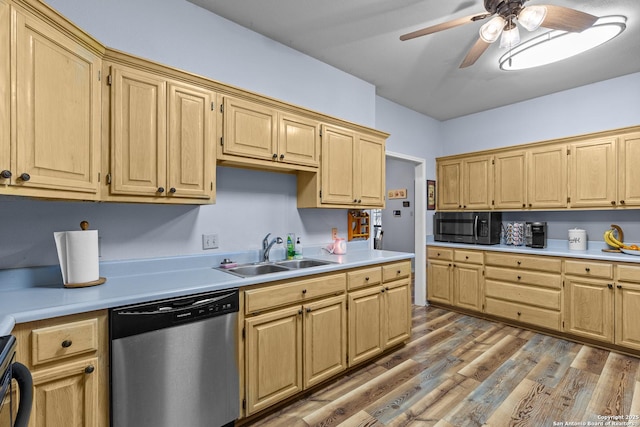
381, 157, 415, 254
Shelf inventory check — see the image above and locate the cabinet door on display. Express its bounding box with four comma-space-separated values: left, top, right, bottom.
0, 0, 8, 184
110, 65, 166, 196
569, 137, 617, 208
321, 125, 355, 205
437, 159, 462, 210
31, 357, 99, 427
564, 278, 614, 343
303, 295, 347, 388
14, 10, 101, 195
222, 97, 277, 161
527, 144, 567, 209
167, 82, 215, 200
356, 134, 385, 207
618, 132, 640, 207
494, 150, 526, 209
348, 287, 383, 367
383, 279, 411, 348
615, 283, 640, 351
245, 306, 302, 415
278, 113, 319, 167
454, 263, 483, 311
462, 155, 493, 210
427, 260, 453, 305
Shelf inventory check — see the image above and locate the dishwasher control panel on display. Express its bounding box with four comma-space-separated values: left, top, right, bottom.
110, 288, 239, 340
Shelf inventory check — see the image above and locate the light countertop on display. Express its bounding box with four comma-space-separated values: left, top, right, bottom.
427, 236, 640, 263
0, 247, 414, 336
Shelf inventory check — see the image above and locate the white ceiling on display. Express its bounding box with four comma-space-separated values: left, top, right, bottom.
188, 0, 640, 121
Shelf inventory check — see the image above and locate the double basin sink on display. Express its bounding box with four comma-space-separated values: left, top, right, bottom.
218, 258, 335, 278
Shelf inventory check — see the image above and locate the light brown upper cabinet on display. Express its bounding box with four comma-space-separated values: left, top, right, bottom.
297, 124, 386, 209
617, 132, 640, 208
526, 143, 568, 209
571, 131, 640, 209
0, 1, 103, 200
493, 150, 526, 210
219, 96, 320, 170
437, 155, 492, 211
103, 54, 215, 204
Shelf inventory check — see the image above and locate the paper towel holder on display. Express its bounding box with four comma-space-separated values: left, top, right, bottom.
63, 220, 107, 289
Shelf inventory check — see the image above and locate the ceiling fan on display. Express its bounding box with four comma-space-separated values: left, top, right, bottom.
400, 0, 598, 68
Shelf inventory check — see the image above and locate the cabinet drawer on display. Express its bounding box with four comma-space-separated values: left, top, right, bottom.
485, 266, 561, 289
454, 250, 483, 265
564, 260, 613, 279
485, 252, 561, 273
347, 266, 382, 290
427, 247, 453, 261
383, 262, 411, 282
485, 297, 561, 331
618, 264, 640, 283
245, 273, 346, 314
485, 280, 561, 310
31, 318, 99, 366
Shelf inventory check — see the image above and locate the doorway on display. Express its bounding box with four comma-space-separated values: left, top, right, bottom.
382, 151, 426, 306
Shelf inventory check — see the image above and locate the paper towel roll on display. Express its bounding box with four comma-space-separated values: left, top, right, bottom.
54, 230, 99, 284
568, 228, 587, 251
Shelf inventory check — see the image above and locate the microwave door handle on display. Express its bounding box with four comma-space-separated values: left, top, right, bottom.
473, 215, 479, 242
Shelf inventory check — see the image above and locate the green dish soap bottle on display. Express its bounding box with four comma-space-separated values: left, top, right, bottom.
287, 234, 295, 260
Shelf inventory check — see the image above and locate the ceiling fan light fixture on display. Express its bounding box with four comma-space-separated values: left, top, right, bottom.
499, 24, 520, 48
499, 15, 627, 71
479, 15, 506, 43
518, 5, 547, 32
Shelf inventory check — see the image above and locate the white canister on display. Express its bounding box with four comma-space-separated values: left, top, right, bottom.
568, 228, 587, 251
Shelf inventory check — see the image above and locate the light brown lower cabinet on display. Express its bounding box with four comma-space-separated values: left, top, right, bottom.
242, 261, 412, 419
428, 245, 640, 354
10, 310, 109, 427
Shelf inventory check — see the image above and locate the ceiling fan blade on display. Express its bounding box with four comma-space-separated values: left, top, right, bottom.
400, 12, 491, 41
459, 37, 491, 68
540, 4, 598, 32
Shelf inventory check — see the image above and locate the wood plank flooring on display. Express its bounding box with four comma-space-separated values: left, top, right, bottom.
252, 306, 640, 427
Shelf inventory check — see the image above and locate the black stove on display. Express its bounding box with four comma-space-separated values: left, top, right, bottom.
0, 335, 17, 414
0, 334, 32, 427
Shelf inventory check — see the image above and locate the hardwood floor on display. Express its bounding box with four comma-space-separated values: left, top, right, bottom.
252, 305, 640, 426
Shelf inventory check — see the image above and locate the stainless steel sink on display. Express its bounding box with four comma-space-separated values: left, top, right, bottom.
217, 258, 335, 277
275, 259, 333, 269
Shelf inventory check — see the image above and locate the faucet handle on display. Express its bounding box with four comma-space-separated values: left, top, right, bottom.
262, 233, 271, 248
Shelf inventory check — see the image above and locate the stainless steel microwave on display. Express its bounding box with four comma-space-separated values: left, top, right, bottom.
434, 212, 502, 245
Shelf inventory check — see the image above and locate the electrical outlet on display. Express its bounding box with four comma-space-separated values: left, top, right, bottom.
202, 233, 219, 250
332, 228, 338, 240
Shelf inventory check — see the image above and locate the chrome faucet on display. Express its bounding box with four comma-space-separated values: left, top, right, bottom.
261, 233, 283, 262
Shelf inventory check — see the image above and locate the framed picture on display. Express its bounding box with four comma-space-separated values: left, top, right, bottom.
427, 180, 436, 210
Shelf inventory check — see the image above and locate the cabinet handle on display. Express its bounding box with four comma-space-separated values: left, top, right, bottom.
306, 307, 312, 313
585, 267, 590, 272
298, 309, 303, 315
620, 200, 625, 205
169, 187, 176, 193
611, 201, 616, 205
448, 263, 452, 267
302, 289, 307, 294
608, 284, 613, 289
397, 270, 401, 274
365, 277, 369, 281
528, 203, 532, 208
381, 288, 385, 293
465, 256, 469, 260
61, 340, 72, 348
463, 205, 467, 209
517, 276, 521, 280
84, 365, 95, 374
280, 154, 285, 160
517, 261, 521, 266
19, 173, 30, 182
157, 187, 165, 193
617, 285, 622, 289
272, 153, 278, 159
385, 287, 390, 291
522, 203, 525, 208
437, 252, 440, 256
458, 205, 462, 208
517, 311, 522, 316
353, 199, 358, 203
0, 170, 11, 179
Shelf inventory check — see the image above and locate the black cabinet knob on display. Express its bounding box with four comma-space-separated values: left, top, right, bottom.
280, 154, 285, 160
85, 365, 95, 374
302, 289, 307, 294
585, 267, 590, 272
157, 187, 165, 193
272, 153, 278, 159
306, 307, 312, 313
169, 187, 176, 193
19, 173, 30, 181
608, 284, 613, 289
620, 200, 625, 205
61, 340, 72, 348
0, 170, 11, 179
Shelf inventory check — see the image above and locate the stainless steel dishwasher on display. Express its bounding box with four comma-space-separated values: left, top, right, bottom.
110, 288, 239, 427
